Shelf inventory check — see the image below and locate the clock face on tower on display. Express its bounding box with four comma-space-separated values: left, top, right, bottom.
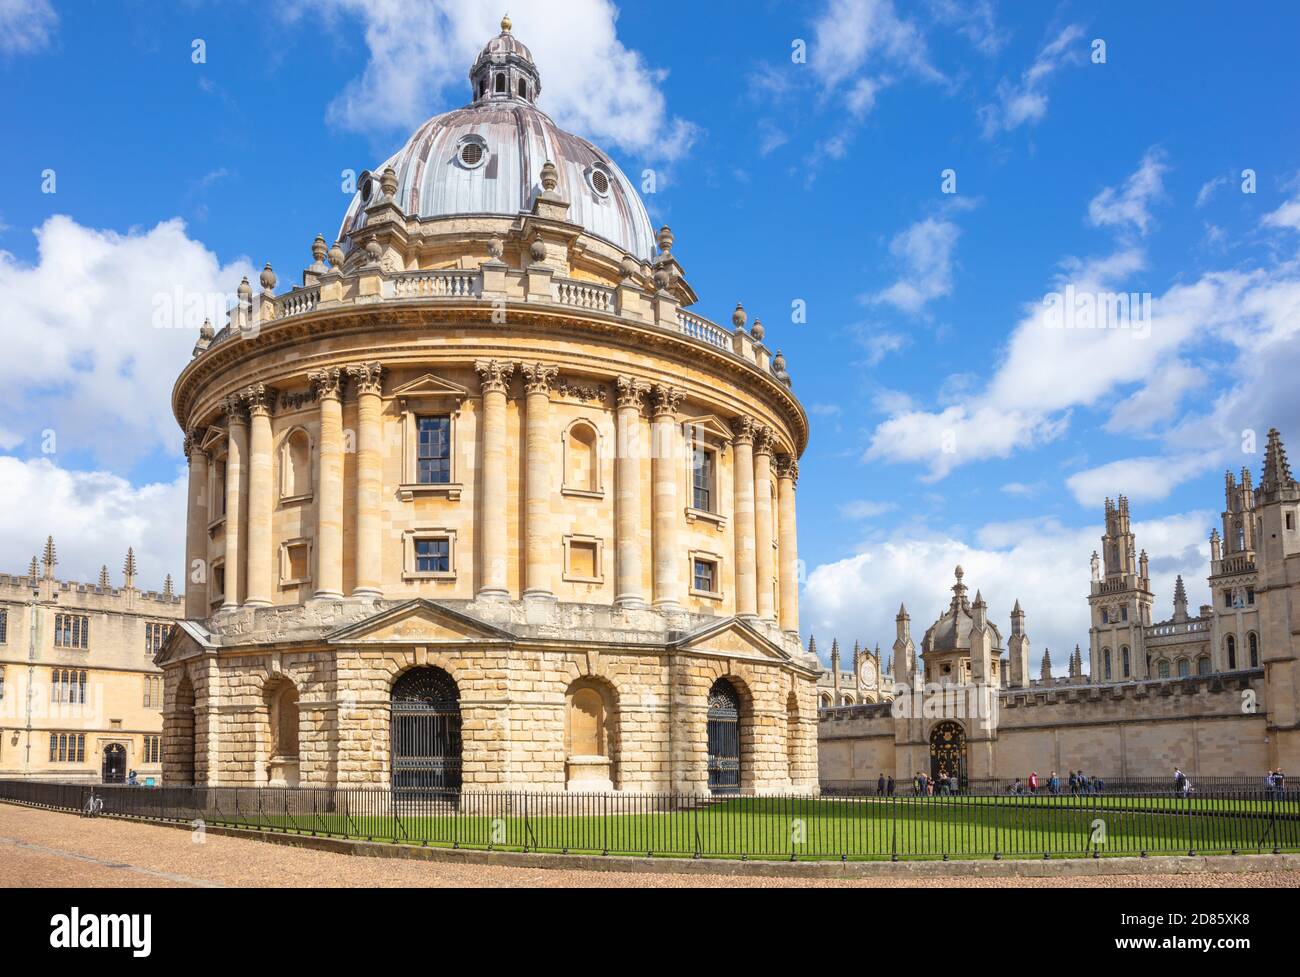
859, 658, 877, 686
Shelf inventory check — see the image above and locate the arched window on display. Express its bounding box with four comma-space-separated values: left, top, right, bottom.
1157, 659, 1171, 679
280, 428, 312, 499
1177, 658, 1190, 678
564, 421, 599, 494
495, 73, 505, 93
1121, 646, 1131, 678
1226, 634, 1237, 670
168, 674, 196, 786
479, 77, 487, 97
518, 79, 527, 98
1103, 648, 1112, 680
1197, 655, 1211, 676
819, 692, 832, 709
1249, 632, 1259, 667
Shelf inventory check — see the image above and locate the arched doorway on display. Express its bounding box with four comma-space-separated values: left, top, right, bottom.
929, 721, 967, 788
170, 675, 196, 786
390, 667, 462, 792
706, 678, 742, 794
102, 743, 126, 784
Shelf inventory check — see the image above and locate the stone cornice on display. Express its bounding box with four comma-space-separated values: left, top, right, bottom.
172, 301, 808, 453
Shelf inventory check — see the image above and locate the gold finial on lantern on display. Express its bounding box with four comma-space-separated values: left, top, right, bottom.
501, 14, 512, 32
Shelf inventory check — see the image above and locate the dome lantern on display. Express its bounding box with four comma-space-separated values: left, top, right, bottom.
470, 15, 540, 104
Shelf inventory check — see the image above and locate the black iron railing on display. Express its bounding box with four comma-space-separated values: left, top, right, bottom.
822, 776, 1292, 797
1, 778, 1296, 861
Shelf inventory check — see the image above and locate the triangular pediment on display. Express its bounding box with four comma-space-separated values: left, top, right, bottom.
199, 426, 228, 455
326, 599, 513, 645
681, 414, 733, 445
670, 616, 791, 662
155, 620, 214, 666
389, 373, 469, 402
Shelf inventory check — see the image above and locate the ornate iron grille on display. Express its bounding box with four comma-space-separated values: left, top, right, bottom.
707, 680, 741, 794
101, 743, 126, 784
391, 668, 462, 792
929, 720, 967, 788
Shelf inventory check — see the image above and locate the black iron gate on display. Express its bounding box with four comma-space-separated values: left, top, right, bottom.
707, 679, 741, 794
929, 720, 967, 789
391, 668, 462, 792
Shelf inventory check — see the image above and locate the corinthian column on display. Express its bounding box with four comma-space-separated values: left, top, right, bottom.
521, 362, 558, 600
475, 359, 514, 598
183, 429, 209, 619
614, 376, 648, 607
243, 383, 277, 607
310, 367, 345, 599
347, 363, 385, 598
222, 397, 249, 610
730, 415, 757, 618
776, 454, 800, 636
650, 384, 685, 608
753, 426, 776, 622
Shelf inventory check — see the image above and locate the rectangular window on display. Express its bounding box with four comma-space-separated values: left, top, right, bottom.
416, 415, 451, 485
213, 565, 226, 600
692, 447, 714, 512
49, 733, 57, 763
1101, 608, 1108, 624
0, 608, 7, 644
1247, 588, 1256, 605
1225, 592, 1233, 608
1287, 512, 1295, 531
0, 667, 4, 701
54, 614, 89, 649
692, 558, 717, 594
415, 538, 450, 574
287, 544, 309, 581
1121, 607, 1128, 621
145, 622, 173, 656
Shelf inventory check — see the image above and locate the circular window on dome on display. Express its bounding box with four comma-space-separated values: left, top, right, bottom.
456, 136, 489, 170
586, 164, 612, 198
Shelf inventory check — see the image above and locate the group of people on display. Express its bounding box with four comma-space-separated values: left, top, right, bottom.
1266, 769, 1287, 796
1008, 770, 1106, 795
872, 772, 962, 796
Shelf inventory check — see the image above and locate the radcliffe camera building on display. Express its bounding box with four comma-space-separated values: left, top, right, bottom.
158, 19, 819, 795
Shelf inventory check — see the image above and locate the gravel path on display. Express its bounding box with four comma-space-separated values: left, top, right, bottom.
2, 804, 1298, 888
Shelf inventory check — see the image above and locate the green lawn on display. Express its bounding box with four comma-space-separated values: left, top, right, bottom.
121, 793, 1300, 861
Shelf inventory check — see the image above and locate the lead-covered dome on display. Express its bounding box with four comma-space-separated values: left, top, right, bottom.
340, 17, 656, 261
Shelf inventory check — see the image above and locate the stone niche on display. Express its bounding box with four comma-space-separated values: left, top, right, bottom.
564, 680, 615, 791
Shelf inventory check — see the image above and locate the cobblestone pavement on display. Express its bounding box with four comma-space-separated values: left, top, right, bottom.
2, 804, 1298, 888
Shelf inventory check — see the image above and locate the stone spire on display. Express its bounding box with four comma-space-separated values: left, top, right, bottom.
1069, 645, 1083, 679
831, 639, 841, 705
807, 634, 818, 659
1173, 574, 1189, 622
98, 565, 110, 589
1008, 599, 1030, 688
41, 536, 57, 580
123, 547, 138, 590
28, 555, 38, 586
950, 565, 969, 608
1262, 428, 1294, 493
163, 574, 175, 599
893, 603, 918, 687
1040, 648, 1053, 683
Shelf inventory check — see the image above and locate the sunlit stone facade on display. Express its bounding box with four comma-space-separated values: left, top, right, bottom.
159, 19, 818, 794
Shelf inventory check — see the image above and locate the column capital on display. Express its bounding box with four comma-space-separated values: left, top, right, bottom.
222, 394, 248, 426
308, 367, 346, 402
729, 414, 757, 444
775, 453, 799, 484
521, 361, 559, 395
184, 427, 209, 461
649, 383, 684, 418
615, 375, 650, 411
475, 358, 516, 395
752, 425, 776, 458
346, 361, 386, 397
243, 382, 278, 417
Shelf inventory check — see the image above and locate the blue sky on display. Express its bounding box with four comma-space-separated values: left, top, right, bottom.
1, 0, 1298, 668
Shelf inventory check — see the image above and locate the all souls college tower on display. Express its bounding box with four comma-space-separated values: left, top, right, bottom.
158, 19, 819, 794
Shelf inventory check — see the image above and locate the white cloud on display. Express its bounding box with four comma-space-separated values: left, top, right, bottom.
0, 215, 254, 468
0, 457, 187, 588
1103, 361, 1205, 434
1263, 195, 1300, 232
811, 0, 943, 90
1087, 149, 1168, 235
868, 217, 961, 313
839, 499, 897, 520
802, 511, 1213, 667
1065, 454, 1208, 506
979, 24, 1084, 137
294, 0, 697, 161
928, 0, 1006, 56
0, 0, 56, 56
1196, 174, 1230, 208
